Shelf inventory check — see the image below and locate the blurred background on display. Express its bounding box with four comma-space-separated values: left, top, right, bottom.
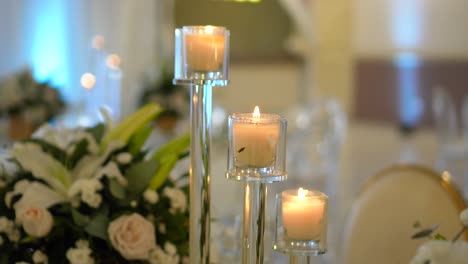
0, 0, 467, 262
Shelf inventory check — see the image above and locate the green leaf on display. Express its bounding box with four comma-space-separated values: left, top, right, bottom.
72, 209, 90, 226
434, 233, 447, 240
149, 153, 178, 190
84, 213, 109, 241
411, 224, 439, 239
128, 125, 153, 156
68, 139, 88, 167
109, 178, 126, 199
126, 159, 160, 196
151, 133, 190, 162
0, 254, 8, 264
86, 123, 106, 142
100, 104, 161, 152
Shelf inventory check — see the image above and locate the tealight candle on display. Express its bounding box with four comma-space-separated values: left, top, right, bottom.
282, 188, 326, 241
232, 106, 280, 168
184, 26, 226, 72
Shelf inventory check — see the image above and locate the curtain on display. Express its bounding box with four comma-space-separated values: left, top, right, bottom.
0, 0, 172, 120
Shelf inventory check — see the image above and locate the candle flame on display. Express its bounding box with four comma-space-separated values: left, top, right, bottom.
253, 106, 260, 119
298, 187, 308, 199
205, 25, 214, 34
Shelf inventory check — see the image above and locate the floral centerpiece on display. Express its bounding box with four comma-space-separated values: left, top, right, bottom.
410, 208, 468, 264
0, 104, 190, 264
0, 68, 65, 140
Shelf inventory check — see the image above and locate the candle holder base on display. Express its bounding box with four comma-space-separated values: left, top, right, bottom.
173, 78, 228, 87
273, 240, 327, 256
226, 166, 287, 183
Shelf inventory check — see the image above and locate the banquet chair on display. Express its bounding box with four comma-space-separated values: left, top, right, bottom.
342, 165, 467, 264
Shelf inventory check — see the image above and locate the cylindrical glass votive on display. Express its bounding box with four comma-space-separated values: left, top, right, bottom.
226, 106, 287, 182
175, 25, 229, 81
273, 188, 328, 256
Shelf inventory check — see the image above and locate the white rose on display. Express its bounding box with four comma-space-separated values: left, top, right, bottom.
17, 207, 53, 237
460, 208, 468, 226
116, 153, 132, 164
32, 250, 48, 264
148, 246, 180, 264
163, 187, 187, 214
66, 248, 94, 264
108, 213, 156, 260
164, 242, 177, 255
8, 228, 21, 242
143, 189, 159, 204
410, 240, 468, 264
81, 192, 102, 208
0, 216, 14, 233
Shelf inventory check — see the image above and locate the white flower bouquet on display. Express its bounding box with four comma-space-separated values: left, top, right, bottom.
0, 68, 65, 125
0, 104, 190, 264
410, 208, 468, 264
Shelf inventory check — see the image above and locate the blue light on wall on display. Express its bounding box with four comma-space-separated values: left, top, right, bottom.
390, 1, 422, 49
391, 1, 424, 129
24, 0, 70, 98
395, 53, 423, 128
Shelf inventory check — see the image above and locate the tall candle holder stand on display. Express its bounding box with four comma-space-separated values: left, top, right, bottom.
174, 26, 230, 264
226, 112, 288, 264
273, 189, 328, 264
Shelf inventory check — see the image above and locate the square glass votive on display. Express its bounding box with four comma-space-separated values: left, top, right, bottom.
175, 25, 229, 81
273, 188, 328, 256
226, 107, 287, 182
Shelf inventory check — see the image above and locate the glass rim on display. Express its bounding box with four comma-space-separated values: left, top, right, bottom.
280, 189, 328, 200
229, 113, 283, 124
182, 25, 229, 35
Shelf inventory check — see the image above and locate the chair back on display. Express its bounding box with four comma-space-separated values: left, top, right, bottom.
342, 165, 466, 264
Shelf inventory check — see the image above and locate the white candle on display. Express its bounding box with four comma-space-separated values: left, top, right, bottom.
232, 106, 280, 168
184, 26, 226, 72
282, 188, 325, 241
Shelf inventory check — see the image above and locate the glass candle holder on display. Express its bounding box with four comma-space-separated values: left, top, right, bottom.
174, 25, 230, 81
273, 188, 328, 256
226, 106, 287, 182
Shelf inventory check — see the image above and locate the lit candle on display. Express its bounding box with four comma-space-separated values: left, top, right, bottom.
232, 106, 280, 168
184, 26, 226, 72
282, 188, 326, 241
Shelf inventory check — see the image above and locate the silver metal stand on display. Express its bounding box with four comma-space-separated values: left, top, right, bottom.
242, 182, 267, 264
289, 256, 312, 264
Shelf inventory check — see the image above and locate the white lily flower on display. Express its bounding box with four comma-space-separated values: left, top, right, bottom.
72, 141, 124, 180
33, 125, 99, 154
68, 179, 103, 208
11, 143, 71, 194
5, 180, 32, 208
96, 161, 127, 186
0, 151, 18, 178
99, 107, 114, 132
13, 182, 66, 213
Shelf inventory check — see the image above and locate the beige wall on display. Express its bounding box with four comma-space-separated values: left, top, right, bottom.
214, 63, 301, 113
175, 0, 291, 59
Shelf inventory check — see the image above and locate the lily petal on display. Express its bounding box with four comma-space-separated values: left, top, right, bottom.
11, 143, 71, 194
